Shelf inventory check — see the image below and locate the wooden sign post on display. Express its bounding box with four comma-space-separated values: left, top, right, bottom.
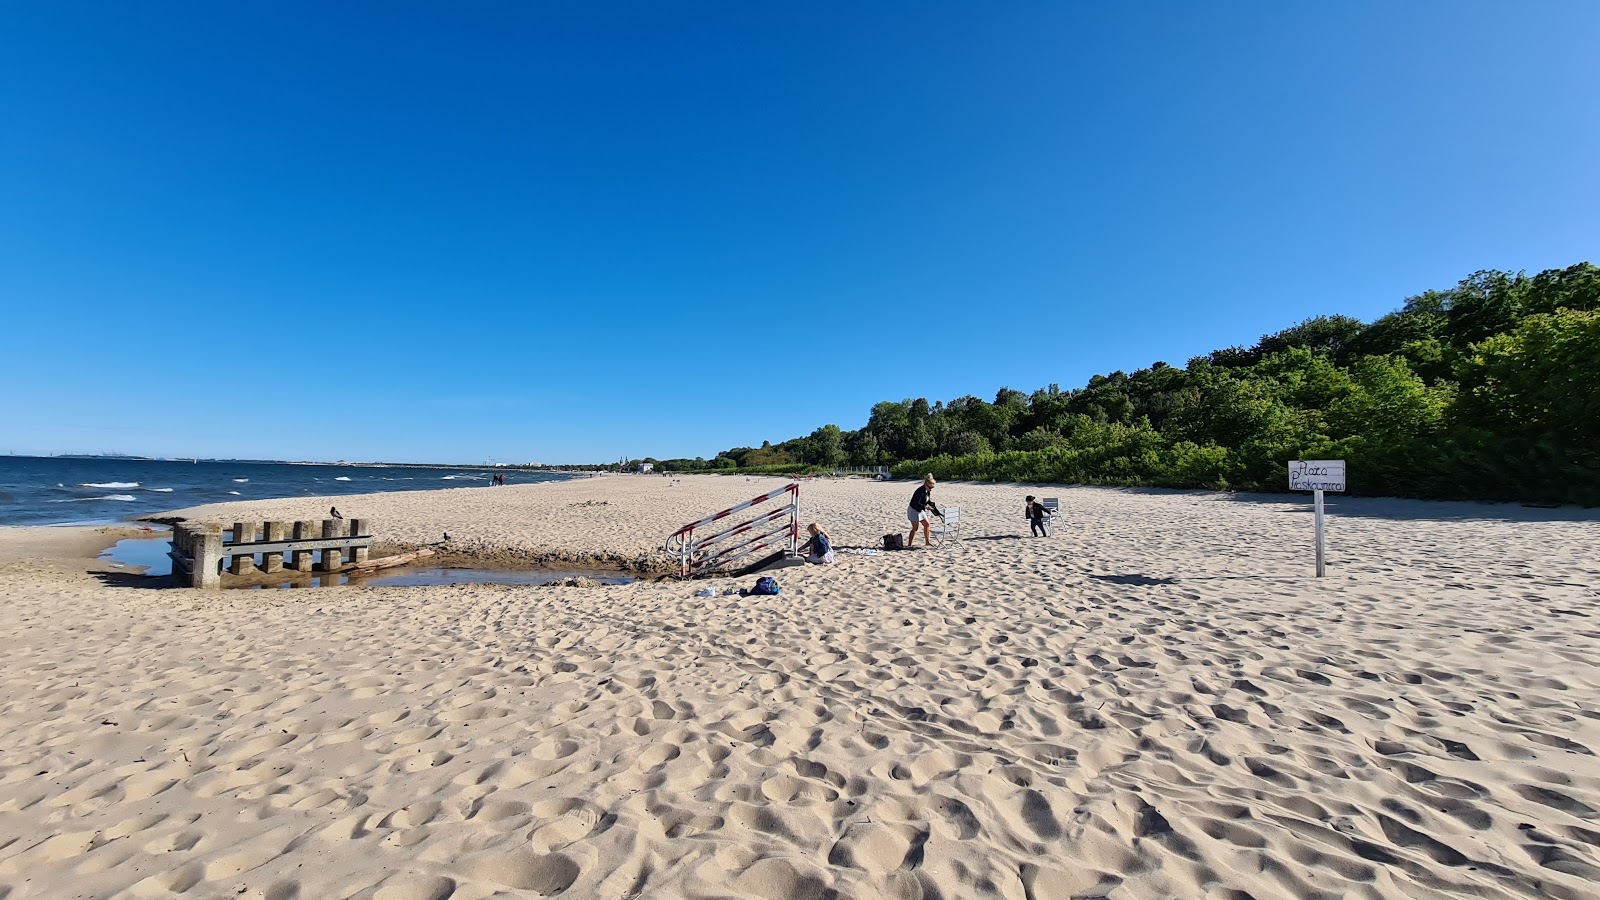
1289, 460, 1346, 577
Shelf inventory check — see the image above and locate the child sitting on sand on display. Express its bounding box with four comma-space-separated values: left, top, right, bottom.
799, 523, 834, 564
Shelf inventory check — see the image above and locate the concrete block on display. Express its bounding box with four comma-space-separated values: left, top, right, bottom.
230, 522, 257, 575
293, 521, 317, 572
262, 521, 286, 573
350, 518, 370, 563
194, 526, 223, 590
320, 519, 345, 571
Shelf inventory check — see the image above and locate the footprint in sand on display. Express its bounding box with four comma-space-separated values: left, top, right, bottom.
634, 742, 681, 771
374, 874, 456, 900
530, 799, 609, 850
460, 848, 581, 894
401, 751, 453, 773
472, 798, 531, 822
827, 823, 914, 875
126, 860, 205, 896
1515, 784, 1598, 818
532, 738, 581, 761
382, 801, 443, 828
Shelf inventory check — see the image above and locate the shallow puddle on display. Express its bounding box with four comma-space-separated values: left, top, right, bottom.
99, 533, 174, 573
100, 535, 633, 588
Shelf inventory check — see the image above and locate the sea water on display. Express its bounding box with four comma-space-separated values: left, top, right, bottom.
0, 456, 577, 526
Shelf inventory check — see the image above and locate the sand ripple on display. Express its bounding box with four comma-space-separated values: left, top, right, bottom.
2, 477, 1598, 898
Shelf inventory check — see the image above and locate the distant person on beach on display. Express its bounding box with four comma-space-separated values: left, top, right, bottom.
1024, 495, 1049, 537
906, 474, 942, 547
799, 523, 834, 564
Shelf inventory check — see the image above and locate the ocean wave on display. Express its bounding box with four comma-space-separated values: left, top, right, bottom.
149, 487, 174, 492
334, 476, 352, 481
227, 490, 242, 495
233, 478, 249, 483
51, 494, 139, 503
442, 474, 485, 480
80, 481, 139, 489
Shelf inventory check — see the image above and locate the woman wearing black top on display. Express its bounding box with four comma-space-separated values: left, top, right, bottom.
906, 474, 942, 547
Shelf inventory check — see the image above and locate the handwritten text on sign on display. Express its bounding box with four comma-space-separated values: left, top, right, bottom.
1289, 459, 1346, 492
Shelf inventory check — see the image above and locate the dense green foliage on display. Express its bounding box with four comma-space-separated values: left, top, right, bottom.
647, 263, 1600, 504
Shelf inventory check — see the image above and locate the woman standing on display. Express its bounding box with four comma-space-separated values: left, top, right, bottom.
906, 474, 942, 547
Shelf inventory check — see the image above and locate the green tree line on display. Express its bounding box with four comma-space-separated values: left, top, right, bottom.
644, 263, 1600, 505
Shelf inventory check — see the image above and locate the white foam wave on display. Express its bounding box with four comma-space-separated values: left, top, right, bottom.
51, 494, 138, 503
80, 481, 139, 489
227, 490, 241, 495
334, 476, 352, 481
149, 487, 174, 492
233, 478, 249, 483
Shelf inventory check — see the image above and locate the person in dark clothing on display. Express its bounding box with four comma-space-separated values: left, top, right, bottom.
799, 523, 834, 564
906, 474, 943, 547
1024, 495, 1049, 537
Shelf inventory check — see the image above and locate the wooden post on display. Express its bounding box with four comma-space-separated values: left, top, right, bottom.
193, 525, 223, 590
230, 521, 257, 575
350, 518, 370, 564
1313, 489, 1326, 578
262, 521, 286, 573
293, 521, 317, 572
319, 519, 345, 571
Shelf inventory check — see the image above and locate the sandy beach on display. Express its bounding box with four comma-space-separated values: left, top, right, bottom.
3, 474, 1600, 899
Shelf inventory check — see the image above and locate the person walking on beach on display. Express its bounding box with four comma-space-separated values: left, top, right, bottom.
1024, 495, 1049, 537
799, 522, 834, 564
906, 474, 943, 548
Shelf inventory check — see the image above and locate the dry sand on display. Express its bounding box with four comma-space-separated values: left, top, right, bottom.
3, 474, 1600, 899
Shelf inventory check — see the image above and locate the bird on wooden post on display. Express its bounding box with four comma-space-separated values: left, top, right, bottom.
330, 507, 343, 519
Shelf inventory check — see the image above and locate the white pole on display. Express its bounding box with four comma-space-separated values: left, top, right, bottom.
1313, 488, 1326, 578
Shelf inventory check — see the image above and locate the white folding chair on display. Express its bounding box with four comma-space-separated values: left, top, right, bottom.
1041, 498, 1060, 530
930, 506, 962, 548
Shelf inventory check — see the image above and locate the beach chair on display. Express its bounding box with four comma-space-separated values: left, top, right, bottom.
1041, 497, 1060, 530
930, 507, 963, 548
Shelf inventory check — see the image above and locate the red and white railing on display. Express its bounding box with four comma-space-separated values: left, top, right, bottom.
663, 484, 800, 578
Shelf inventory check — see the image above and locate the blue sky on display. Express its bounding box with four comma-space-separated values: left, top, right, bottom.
3, 3, 1596, 463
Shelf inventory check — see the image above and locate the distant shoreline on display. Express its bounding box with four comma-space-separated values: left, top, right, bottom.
0, 457, 583, 528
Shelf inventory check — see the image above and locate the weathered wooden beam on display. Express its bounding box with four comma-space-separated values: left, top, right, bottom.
346, 547, 435, 573
220, 536, 374, 555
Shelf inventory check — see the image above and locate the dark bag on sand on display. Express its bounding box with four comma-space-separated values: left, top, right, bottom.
883, 533, 905, 551
751, 576, 780, 595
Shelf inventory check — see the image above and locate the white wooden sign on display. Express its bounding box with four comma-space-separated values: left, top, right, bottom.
1289, 459, 1346, 492
1289, 459, 1346, 577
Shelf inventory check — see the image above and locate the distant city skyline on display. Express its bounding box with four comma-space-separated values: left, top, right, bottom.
4, 3, 1597, 462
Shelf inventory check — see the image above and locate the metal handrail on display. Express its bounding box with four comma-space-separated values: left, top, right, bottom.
664, 484, 800, 577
